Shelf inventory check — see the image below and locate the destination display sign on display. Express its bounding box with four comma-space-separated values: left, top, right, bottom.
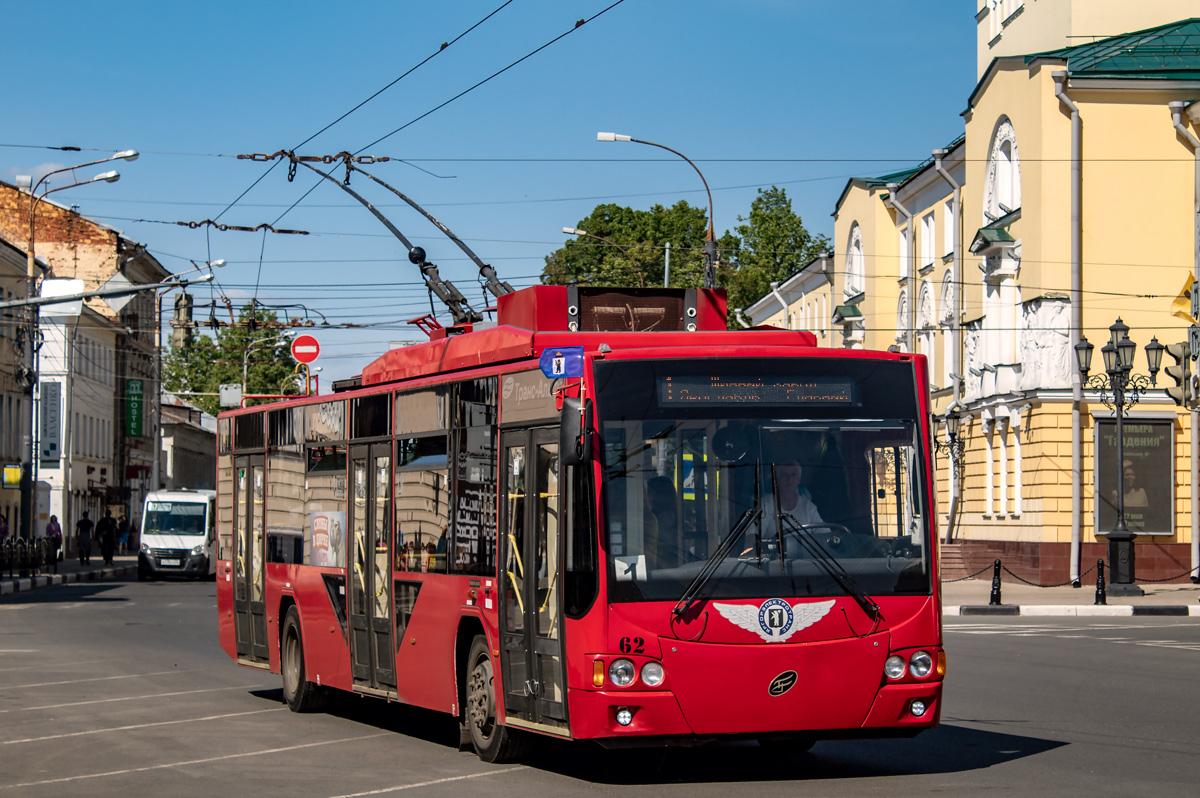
657, 375, 857, 406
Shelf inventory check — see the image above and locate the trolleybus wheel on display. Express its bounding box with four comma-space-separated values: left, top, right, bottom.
466, 635, 526, 763
282, 607, 327, 713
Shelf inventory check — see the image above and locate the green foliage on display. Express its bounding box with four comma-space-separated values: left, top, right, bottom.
542, 201, 709, 288
541, 187, 829, 327
164, 304, 302, 416
721, 186, 831, 318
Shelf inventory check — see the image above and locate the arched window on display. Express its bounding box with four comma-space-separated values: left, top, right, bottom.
985, 117, 1021, 220
918, 280, 936, 374
895, 289, 909, 351
845, 223, 865, 297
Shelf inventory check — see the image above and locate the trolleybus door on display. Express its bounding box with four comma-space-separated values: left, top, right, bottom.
499, 427, 567, 728
347, 442, 395, 690
233, 455, 268, 662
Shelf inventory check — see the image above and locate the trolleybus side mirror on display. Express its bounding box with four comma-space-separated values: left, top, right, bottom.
561, 397, 593, 466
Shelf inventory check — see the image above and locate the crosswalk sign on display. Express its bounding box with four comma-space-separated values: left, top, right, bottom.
539, 347, 584, 379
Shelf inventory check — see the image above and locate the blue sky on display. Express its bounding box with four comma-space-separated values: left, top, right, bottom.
5, 0, 977, 382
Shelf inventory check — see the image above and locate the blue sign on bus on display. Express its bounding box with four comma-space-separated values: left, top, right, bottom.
539, 347, 584, 379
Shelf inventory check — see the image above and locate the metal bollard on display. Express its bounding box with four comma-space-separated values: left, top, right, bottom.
1094, 559, 1107, 606
989, 559, 1003, 605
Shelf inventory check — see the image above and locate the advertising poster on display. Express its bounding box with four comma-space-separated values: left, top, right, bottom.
306, 510, 346, 567
1095, 419, 1172, 535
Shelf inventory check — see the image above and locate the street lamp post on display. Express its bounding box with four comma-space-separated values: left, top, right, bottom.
18, 152, 136, 540
242, 331, 296, 395
595, 132, 717, 288
1074, 318, 1165, 596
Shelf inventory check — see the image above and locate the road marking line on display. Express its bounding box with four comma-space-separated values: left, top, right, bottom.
0, 684, 266, 713
328, 767, 527, 798
1, 708, 283, 745
0, 650, 37, 654
0, 732, 389, 790
0, 670, 184, 691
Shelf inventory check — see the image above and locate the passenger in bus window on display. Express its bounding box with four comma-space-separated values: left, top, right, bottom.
643, 476, 680, 570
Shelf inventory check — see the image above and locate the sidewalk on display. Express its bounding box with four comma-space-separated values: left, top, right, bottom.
0, 554, 137, 596
942, 577, 1200, 617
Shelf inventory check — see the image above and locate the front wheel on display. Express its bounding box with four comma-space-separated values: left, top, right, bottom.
465, 635, 526, 763
282, 607, 327, 712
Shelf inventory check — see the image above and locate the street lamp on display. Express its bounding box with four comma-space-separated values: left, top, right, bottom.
934, 405, 966, 479
1074, 318, 1164, 596
595, 132, 717, 288
18, 151, 135, 540
243, 331, 296, 394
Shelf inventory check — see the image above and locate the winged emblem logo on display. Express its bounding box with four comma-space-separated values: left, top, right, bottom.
712, 598, 836, 642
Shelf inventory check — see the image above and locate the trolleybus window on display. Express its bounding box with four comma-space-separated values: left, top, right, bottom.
450, 378, 498, 576
595, 358, 931, 603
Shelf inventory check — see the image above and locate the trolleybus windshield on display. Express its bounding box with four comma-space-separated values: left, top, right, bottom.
595, 358, 931, 603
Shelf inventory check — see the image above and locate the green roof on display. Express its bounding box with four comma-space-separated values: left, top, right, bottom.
1028, 18, 1200, 80
969, 209, 1020, 254
832, 303, 863, 321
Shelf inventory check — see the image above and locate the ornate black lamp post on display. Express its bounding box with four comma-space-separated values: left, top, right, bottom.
934, 406, 966, 470
1075, 318, 1164, 596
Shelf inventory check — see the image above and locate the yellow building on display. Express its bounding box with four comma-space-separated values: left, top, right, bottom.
746, 6, 1200, 584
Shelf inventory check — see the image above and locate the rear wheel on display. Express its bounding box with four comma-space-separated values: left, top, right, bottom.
465, 635, 526, 763
282, 607, 327, 712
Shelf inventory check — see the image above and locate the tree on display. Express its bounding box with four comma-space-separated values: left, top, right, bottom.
164, 304, 302, 416
720, 186, 831, 318
542, 201, 710, 288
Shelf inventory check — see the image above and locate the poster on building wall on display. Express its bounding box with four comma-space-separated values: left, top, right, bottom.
1094, 418, 1173, 536
40, 381, 62, 465
125, 379, 144, 438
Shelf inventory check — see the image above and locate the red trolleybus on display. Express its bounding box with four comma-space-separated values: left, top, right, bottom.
216, 286, 944, 762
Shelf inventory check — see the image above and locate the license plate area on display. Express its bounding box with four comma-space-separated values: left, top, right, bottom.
160, 558, 181, 566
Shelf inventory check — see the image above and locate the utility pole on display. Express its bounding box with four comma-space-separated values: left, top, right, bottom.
663, 242, 671, 287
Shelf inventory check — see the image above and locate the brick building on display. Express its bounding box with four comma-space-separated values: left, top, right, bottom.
0, 180, 171, 532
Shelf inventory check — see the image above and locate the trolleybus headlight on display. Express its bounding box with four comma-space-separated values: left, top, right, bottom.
609, 659, 636, 687
884, 655, 906, 679
616, 707, 634, 726
640, 661, 664, 687
910, 700, 928, 717
909, 651, 933, 678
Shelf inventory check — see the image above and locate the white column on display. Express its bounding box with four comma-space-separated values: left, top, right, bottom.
1011, 405, 1026, 516
997, 414, 1009, 517
982, 412, 995, 516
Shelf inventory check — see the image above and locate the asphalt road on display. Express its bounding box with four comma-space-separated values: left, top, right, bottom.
1, 579, 1198, 797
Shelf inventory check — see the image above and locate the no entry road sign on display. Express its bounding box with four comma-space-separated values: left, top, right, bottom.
291, 334, 321, 364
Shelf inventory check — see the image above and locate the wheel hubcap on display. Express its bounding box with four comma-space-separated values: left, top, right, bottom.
284, 633, 299, 696
467, 657, 495, 741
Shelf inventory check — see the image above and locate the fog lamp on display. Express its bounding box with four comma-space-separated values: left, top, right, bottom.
884, 655, 906, 679
909, 651, 933, 678
910, 700, 928, 717
609, 659, 635, 687
615, 707, 633, 726
641, 661, 664, 687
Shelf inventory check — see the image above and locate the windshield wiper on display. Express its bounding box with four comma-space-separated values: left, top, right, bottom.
779, 517, 882, 621
673, 463, 761, 618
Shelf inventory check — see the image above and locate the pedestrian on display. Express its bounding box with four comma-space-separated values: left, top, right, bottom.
117, 515, 130, 555
76, 511, 94, 565
45, 515, 62, 573
97, 510, 117, 566
0, 512, 8, 544
128, 516, 139, 553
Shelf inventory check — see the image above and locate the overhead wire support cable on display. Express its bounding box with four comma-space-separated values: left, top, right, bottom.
208, 0, 517, 226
